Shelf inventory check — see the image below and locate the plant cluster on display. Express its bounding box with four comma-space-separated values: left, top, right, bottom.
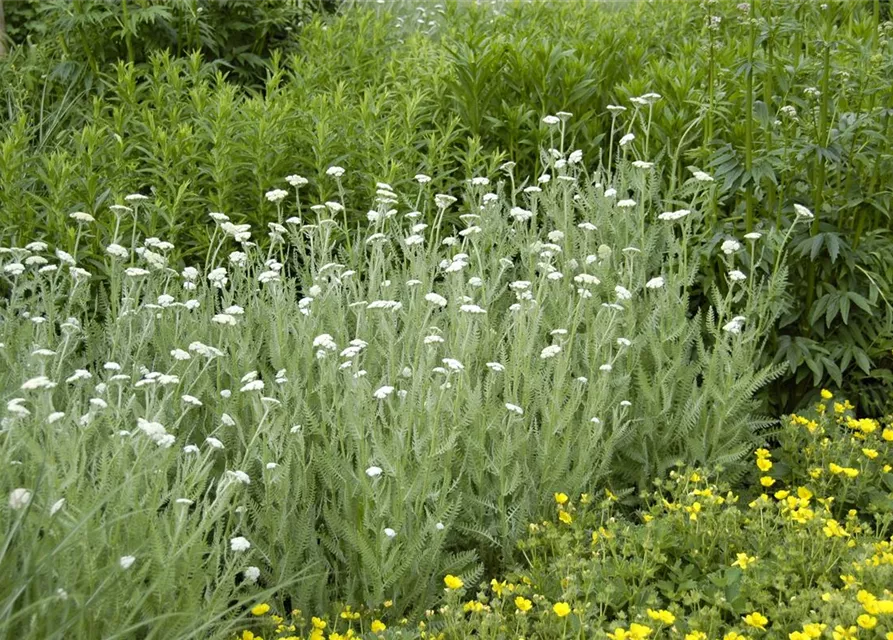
1, 0, 890, 411
241, 391, 893, 640
1, 139, 794, 636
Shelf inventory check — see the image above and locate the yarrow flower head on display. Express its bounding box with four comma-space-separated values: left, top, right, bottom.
794, 203, 814, 220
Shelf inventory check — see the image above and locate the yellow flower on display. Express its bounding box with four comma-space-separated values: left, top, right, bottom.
558, 510, 573, 524
490, 579, 506, 596
443, 575, 464, 590
515, 596, 532, 612
840, 574, 858, 588
743, 611, 768, 630
882, 428, 893, 441
250, 603, 271, 616
732, 552, 756, 570
755, 448, 771, 459
790, 633, 809, 640
797, 486, 813, 501
832, 626, 858, 640
759, 476, 775, 487
241, 632, 262, 640
690, 472, 702, 482
821, 389, 833, 399
802, 623, 826, 638
843, 467, 859, 478
554, 492, 569, 505
629, 623, 653, 639
607, 629, 629, 640
830, 463, 844, 475
463, 600, 485, 613
774, 490, 790, 500
856, 614, 876, 629
686, 501, 702, 520
861, 448, 878, 460
823, 519, 849, 538
756, 458, 773, 472
685, 633, 708, 640
371, 620, 386, 633
646, 609, 675, 625
552, 602, 571, 617
724, 633, 746, 640
312, 617, 327, 630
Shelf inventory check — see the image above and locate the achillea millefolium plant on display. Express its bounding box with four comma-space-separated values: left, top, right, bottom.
2, 132, 798, 636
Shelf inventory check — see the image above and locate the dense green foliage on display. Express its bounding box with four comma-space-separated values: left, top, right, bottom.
1, 148, 794, 635
1, 0, 891, 413
1, 1, 893, 636
242, 398, 893, 640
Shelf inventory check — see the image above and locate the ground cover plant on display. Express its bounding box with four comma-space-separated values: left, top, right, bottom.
240, 393, 893, 640
1, 0, 893, 638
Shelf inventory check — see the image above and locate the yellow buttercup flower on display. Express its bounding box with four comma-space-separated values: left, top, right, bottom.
724, 633, 746, 640
790, 633, 809, 640
823, 519, 849, 538
371, 620, 386, 633
732, 552, 756, 570
250, 603, 271, 616
558, 510, 573, 524
840, 574, 858, 588
463, 600, 485, 613
832, 626, 858, 640
443, 574, 464, 590
801, 623, 825, 638
756, 458, 772, 472
554, 492, 569, 505
629, 623, 653, 639
514, 596, 532, 612
552, 602, 571, 617
821, 389, 833, 399
607, 629, 629, 640
311, 617, 327, 630
685, 633, 707, 640
882, 428, 893, 441
862, 448, 878, 459
646, 608, 675, 625
743, 611, 768, 630
857, 614, 876, 629
759, 476, 775, 487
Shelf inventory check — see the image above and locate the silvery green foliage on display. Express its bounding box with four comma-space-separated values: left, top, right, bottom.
0, 152, 789, 635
